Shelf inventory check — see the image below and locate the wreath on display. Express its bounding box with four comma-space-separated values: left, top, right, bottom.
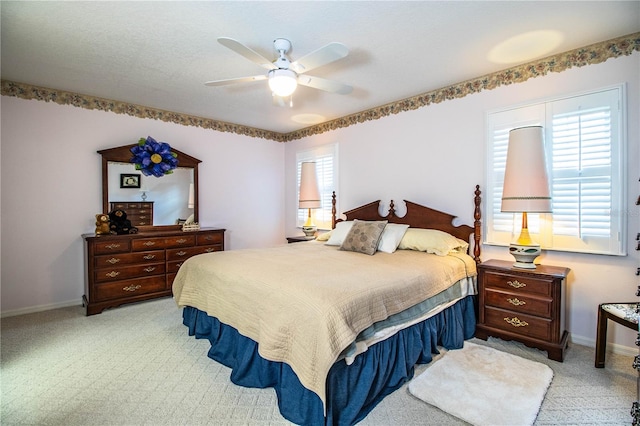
130, 136, 178, 177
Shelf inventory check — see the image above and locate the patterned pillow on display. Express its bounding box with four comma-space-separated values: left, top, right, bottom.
340, 220, 388, 255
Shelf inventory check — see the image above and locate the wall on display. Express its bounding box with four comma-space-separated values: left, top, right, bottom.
0, 97, 285, 315
285, 53, 640, 353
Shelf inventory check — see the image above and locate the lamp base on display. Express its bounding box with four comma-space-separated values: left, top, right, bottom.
508, 243, 541, 269
302, 226, 316, 237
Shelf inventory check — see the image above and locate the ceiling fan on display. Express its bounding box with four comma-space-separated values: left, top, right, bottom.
205, 37, 353, 103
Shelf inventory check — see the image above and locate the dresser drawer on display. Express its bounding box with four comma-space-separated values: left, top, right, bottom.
484, 288, 552, 318
484, 306, 552, 341
166, 235, 197, 248
95, 250, 165, 268
94, 276, 166, 301
483, 271, 552, 297
95, 262, 165, 282
167, 247, 201, 261
197, 245, 223, 254
131, 237, 167, 251
197, 232, 223, 245
93, 239, 131, 254
167, 259, 188, 274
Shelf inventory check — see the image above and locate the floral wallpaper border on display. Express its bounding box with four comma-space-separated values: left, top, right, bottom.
2, 32, 638, 143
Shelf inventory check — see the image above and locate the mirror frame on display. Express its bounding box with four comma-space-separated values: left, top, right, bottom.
98, 144, 201, 228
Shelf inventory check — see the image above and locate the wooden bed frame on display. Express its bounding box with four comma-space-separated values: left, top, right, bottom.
331, 184, 482, 263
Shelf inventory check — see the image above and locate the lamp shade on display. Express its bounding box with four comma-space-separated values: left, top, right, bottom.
188, 183, 195, 209
501, 126, 552, 213
299, 162, 321, 209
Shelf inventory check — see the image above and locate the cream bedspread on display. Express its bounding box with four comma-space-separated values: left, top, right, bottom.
172, 241, 476, 408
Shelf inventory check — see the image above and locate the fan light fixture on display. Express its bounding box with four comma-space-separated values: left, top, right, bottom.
268, 69, 298, 97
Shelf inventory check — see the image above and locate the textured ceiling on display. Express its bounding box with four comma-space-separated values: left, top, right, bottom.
1, 1, 639, 134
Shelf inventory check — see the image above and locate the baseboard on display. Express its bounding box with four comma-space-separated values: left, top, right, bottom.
571, 334, 638, 357
1, 299, 82, 318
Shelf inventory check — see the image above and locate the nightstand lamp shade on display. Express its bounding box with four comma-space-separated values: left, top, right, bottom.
501, 126, 552, 269
299, 162, 321, 237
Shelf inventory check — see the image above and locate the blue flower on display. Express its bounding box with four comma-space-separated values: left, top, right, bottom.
130, 136, 178, 177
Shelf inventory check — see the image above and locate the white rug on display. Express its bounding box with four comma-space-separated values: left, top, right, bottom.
408, 341, 554, 426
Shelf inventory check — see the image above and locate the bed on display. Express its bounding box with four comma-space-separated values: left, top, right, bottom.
173, 185, 482, 425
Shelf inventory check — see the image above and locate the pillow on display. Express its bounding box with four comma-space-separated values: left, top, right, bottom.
340, 220, 388, 255
325, 221, 354, 246
397, 228, 469, 256
377, 223, 410, 253
315, 230, 332, 241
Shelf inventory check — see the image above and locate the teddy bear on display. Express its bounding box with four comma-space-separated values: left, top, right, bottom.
95, 214, 111, 235
108, 209, 138, 235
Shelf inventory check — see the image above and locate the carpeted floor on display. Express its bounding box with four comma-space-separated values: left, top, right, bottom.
1, 297, 636, 425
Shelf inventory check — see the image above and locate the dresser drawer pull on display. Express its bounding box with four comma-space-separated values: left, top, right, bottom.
205, 248, 216, 253
106, 258, 120, 264
123, 284, 142, 292
143, 254, 156, 260
105, 243, 121, 250
507, 280, 526, 289
176, 238, 188, 244
105, 271, 120, 278
176, 262, 184, 268
143, 241, 156, 247
205, 236, 214, 241
504, 317, 529, 327
507, 297, 526, 306
139, 215, 148, 219
176, 250, 188, 257
143, 267, 156, 273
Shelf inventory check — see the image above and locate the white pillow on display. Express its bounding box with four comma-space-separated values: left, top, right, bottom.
377, 223, 410, 253
325, 221, 354, 246
398, 228, 469, 256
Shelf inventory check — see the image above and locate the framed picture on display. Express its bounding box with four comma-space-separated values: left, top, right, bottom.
120, 173, 141, 188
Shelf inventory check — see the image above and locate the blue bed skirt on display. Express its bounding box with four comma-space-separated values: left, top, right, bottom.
182, 295, 476, 425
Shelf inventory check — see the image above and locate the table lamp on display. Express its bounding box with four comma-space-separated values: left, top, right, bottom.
299, 162, 321, 237
501, 126, 552, 268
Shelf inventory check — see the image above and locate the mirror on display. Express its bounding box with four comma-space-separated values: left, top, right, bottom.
99, 144, 200, 228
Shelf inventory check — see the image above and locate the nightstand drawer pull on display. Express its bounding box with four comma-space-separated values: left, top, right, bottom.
507, 280, 526, 289
504, 317, 529, 327
507, 297, 526, 306
123, 284, 141, 292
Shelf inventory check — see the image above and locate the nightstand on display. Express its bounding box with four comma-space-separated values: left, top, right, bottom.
286, 235, 315, 244
475, 259, 570, 361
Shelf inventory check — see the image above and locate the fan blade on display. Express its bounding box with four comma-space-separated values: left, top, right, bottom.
218, 37, 277, 70
298, 75, 352, 94
204, 75, 267, 86
290, 42, 348, 74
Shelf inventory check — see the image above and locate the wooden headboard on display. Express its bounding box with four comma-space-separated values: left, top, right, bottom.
331, 185, 482, 263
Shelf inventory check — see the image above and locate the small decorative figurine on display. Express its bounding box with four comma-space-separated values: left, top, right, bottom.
95, 214, 111, 235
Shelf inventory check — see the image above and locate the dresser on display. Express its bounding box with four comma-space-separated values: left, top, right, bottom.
109, 201, 154, 226
475, 259, 570, 361
83, 227, 225, 315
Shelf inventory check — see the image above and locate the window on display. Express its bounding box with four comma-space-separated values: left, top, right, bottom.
485, 86, 626, 255
296, 145, 338, 230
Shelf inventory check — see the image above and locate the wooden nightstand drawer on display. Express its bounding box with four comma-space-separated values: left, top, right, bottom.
483, 271, 552, 297
484, 288, 552, 318
484, 306, 552, 341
